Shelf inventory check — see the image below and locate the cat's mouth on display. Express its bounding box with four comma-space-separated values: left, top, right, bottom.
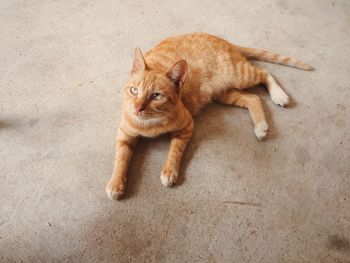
128, 104, 168, 119
133, 110, 158, 118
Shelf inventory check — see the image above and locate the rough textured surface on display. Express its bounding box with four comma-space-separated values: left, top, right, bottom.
1, 0, 349, 262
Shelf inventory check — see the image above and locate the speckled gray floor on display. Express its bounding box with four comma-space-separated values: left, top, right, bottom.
1, 0, 349, 262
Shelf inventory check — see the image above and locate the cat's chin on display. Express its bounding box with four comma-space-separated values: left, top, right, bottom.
133, 114, 157, 120
133, 114, 151, 120
130, 112, 166, 125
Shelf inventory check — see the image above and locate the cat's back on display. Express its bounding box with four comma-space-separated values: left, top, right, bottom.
145, 32, 243, 69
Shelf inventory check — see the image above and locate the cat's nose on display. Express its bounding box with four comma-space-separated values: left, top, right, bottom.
136, 105, 145, 112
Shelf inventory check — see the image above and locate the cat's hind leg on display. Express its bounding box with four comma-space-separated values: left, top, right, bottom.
214, 90, 269, 140
233, 61, 289, 106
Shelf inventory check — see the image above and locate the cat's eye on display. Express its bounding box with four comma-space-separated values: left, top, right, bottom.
151, 92, 162, 100
130, 87, 138, 95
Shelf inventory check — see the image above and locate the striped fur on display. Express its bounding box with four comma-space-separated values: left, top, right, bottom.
238, 46, 313, 71
106, 32, 313, 200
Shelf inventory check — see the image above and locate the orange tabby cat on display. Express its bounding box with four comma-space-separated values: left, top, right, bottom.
106, 32, 312, 200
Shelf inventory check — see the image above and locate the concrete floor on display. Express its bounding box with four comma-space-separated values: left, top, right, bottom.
1, 0, 349, 262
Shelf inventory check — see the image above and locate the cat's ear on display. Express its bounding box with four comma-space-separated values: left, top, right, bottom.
166, 60, 188, 88
131, 47, 147, 73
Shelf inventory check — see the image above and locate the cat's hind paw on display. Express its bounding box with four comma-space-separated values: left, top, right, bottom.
105, 180, 125, 200
267, 75, 289, 107
160, 170, 178, 187
254, 121, 269, 140
270, 88, 289, 106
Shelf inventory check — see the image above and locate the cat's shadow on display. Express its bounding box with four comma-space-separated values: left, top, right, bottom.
120, 137, 154, 200
120, 85, 292, 199
177, 105, 229, 186
120, 105, 229, 199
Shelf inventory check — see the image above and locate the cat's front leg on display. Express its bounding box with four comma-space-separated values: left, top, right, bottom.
106, 127, 138, 200
161, 120, 193, 187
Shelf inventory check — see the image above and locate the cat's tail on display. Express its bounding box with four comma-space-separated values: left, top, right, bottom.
238, 46, 313, 71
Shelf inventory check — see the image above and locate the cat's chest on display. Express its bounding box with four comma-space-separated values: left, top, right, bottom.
137, 123, 170, 138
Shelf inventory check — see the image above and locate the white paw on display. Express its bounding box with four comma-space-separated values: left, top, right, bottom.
160, 170, 178, 187
267, 75, 289, 106
270, 87, 289, 106
254, 122, 269, 140
105, 181, 125, 200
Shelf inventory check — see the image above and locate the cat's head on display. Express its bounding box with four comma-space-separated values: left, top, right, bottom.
123, 48, 187, 120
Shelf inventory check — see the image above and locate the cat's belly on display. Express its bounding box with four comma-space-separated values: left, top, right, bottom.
181, 77, 230, 116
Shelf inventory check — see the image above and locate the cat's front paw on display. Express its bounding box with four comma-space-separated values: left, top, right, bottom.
105, 179, 125, 200
254, 121, 269, 140
160, 169, 178, 187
